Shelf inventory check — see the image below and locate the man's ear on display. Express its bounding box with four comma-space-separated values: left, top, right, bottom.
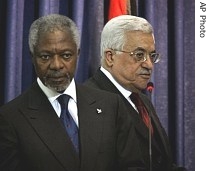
30, 51, 35, 63
77, 48, 80, 57
104, 49, 115, 67
29, 51, 33, 58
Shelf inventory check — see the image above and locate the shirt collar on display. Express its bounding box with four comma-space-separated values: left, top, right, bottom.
100, 67, 132, 99
37, 77, 77, 103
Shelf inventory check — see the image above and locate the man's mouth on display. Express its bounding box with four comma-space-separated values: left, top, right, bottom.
49, 76, 65, 81
139, 74, 151, 79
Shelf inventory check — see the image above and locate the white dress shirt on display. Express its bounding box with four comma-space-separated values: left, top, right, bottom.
37, 78, 79, 127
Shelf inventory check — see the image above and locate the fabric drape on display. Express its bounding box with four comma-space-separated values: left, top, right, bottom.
0, 1, 194, 171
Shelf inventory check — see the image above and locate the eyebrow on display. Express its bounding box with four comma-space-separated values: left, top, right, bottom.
134, 47, 156, 53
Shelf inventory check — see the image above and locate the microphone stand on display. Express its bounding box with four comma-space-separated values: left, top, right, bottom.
147, 85, 153, 171
148, 100, 152, 171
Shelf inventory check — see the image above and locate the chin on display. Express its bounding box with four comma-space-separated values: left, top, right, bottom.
45, 81, 70, 92
135, 83, 147, 89
48, 86, 68, 92
42, 73, 72, 92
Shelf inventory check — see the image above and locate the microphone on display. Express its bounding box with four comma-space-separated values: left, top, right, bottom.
147, 82, 154, 100
146, 82, 154, 171
147, 82, 154, 92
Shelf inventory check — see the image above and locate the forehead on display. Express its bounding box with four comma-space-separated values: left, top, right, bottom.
35, 30, 77, 52
38, 30, 73, 42
124, 31, 155, 50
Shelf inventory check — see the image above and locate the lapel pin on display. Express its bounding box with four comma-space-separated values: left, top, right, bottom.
96, 108, 102, 114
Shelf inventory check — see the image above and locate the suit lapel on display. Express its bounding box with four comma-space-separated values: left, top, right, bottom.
91, 69, 170, 156
91, 70, 150, 139
20, 83, 79, 170
76, 85, 103, 170
139, 93, 171, 158
91, 69, 122, 95
122, 97, 163, 152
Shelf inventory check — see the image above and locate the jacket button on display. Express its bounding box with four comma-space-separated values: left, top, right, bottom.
157, 156, 162, 164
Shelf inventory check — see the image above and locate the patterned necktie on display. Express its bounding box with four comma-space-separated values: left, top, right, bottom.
130, 92, 153, 134
57, 94, 79, 153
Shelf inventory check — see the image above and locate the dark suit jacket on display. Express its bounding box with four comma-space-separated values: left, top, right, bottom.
85, 69, 187, 171
0, 82, 145, 171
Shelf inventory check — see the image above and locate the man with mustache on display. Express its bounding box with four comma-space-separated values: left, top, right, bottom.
0, 14, 145, 171
85, 15, 187, 171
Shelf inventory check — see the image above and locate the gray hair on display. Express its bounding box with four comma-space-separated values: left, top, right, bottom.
29, 14, 80, 55
101, 15, 154, 64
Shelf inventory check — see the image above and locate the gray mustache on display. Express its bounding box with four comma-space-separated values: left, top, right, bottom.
46, 71, 66, 77
138, 69, 151, 75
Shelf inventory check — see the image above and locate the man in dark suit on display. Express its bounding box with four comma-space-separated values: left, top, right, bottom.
0, 14, 145, 171
85, 15, 187, 171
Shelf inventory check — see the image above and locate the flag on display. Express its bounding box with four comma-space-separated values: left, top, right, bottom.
108, 0, 137, 20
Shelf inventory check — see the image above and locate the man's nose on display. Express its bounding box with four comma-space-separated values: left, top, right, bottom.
50, 55, 64, 70
142, 55, 154, 70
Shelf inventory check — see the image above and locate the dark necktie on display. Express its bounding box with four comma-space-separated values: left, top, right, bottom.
57, 94, 79, 153
130, 92, 153, 134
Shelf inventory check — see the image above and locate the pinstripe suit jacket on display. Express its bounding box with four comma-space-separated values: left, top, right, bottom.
0, 81, 145, 171
85, 69, 187, 171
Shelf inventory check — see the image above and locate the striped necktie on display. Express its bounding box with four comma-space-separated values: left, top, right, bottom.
57, 94, 79, 153
130, 92, 153, 134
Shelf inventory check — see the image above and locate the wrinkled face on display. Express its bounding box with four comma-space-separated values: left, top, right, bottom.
105, 31, 156, 92
32, 30, 79, 92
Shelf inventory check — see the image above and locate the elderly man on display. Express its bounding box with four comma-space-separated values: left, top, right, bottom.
85, 15, 187, 171
0, 14, 144, 171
